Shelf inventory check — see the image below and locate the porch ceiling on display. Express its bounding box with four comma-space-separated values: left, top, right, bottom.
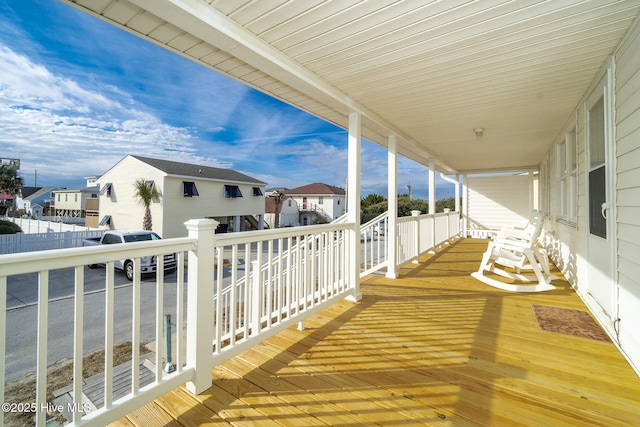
63, 0, 640, 174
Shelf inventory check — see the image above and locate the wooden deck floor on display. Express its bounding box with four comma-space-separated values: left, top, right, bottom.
111, 238, 640, 426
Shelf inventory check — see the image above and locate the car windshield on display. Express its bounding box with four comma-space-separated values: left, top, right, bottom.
123, 232, 161, 242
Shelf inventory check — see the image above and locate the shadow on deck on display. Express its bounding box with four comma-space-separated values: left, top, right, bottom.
111, 238, 640, 426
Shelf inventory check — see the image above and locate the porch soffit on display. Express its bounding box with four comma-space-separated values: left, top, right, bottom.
62, 0, 640, 174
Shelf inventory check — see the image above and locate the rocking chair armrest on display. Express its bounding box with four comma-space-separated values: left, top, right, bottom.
496, 227, 532, 242
491, 239, 531, 252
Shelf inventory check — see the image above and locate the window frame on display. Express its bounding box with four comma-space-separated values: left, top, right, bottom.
183, 181, 199, 197
224, 185, 243, 199
557, 127, 578, 225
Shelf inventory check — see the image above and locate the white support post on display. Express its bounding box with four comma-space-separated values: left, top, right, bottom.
346, 111, 362, 302
428, 159, 436, 214
428, 159, 437, 253
184, 218, 219, 394
462, 174, 468, 237
455, 173, 460, 213
386, 135, 398, 279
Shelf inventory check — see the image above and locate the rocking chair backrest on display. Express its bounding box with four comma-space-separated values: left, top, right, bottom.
497, 210, 544, 247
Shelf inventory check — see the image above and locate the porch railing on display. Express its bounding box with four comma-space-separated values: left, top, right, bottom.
0, 219, 357, 426
397, 211, 461, 266
360, 212, 389, 277
0, 212, 459, 426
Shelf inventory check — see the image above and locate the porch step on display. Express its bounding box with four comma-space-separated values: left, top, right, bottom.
52, 352, 155, 423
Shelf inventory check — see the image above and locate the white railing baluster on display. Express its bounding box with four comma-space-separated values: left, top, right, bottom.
35, 271, 49, 427
104, 261, 114, 409
155, 255, 164, 381
0, 276, 6, 427
73, 265, 84, 424
243, 243, 251, 339
229, 245, 237, 346
267, 239, 273, 328
277, 237, 284, 320
176, 251, 185, 373
132, 257, 141, 395
215, 245, 223, 354
255, 241, 263, 331
286, 236, 292, 319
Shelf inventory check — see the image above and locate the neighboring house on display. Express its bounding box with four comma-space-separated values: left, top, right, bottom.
285, 183, 346, 225
53, 186, 99, 218
0, 191, 15, 207
264, 195, 299, 228
16, 186, 61, 218
96, 155, 266, 238
14, 186, 41, 212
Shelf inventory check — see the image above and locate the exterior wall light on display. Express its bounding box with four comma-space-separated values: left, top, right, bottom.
474, 128, 484, 137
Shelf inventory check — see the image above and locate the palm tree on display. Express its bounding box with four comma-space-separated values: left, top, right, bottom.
273, 191, 285, 228
133, 178, 160, 230
0, 164, 24, 212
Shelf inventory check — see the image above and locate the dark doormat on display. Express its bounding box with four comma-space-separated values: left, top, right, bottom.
531, 305, 611, 342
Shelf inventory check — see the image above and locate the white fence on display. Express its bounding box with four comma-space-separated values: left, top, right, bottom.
0, 230, 105, 255
3, 217, 93, 233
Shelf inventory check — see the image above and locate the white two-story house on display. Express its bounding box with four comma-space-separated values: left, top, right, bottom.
285, 183, 346, 225
96, 155, 266, 238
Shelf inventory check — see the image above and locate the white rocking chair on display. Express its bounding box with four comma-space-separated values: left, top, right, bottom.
471, 210, 557, 292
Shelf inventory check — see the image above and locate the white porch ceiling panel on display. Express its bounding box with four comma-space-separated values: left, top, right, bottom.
63, 0, 640, 174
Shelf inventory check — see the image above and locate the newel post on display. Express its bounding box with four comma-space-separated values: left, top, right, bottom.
184, 218, 218, 394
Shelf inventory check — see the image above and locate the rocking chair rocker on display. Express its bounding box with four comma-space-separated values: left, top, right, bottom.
471, 210, 557, 292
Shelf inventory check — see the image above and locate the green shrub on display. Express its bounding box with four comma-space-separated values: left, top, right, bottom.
0, 219, 22, 234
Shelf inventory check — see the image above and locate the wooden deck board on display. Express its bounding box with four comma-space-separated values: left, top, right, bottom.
111, 238, 640, 426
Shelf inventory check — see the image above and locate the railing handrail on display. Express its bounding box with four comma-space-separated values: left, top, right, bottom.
0, 237, 196, 276
213, 222, 354, 246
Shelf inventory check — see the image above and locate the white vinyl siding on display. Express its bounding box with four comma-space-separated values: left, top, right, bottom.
614, 17, 640, 371
466, 174, 534, 231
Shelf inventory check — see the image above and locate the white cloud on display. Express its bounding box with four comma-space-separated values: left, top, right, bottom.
0, 44, 224, 186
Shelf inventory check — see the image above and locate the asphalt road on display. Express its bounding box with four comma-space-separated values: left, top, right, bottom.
4, 238, 383, 382
5, 267, 187, 382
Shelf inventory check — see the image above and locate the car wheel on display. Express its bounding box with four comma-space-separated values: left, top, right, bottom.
125, 261, 134, 281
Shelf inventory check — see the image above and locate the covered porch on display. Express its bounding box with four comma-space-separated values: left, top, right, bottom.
110, 238, 640, 426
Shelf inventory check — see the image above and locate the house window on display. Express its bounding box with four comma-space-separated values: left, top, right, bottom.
99, 183, 112, 197
65, 194, 68, 202
288, 200, 291, 207
558, 127, 577, 224
253, 187, 263, 196
337, 200, 340, 205
183, 181, 199, 197
57, 194, 61, 202
146, 180, 155, 190
99, 215, 112, 226
224, 185, 243, 198
74, 194, 78, 202
318, 196, 324, 204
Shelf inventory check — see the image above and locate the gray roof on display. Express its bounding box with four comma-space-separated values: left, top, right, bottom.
131, 155, 265, 185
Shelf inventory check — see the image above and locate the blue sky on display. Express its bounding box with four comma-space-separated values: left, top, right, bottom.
0, 0, 455, 200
